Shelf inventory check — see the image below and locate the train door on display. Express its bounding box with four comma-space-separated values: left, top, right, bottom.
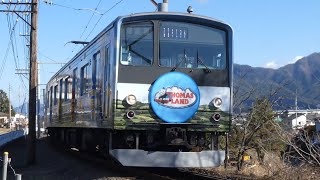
104, 45, 111, 119
92, 51, 102, 121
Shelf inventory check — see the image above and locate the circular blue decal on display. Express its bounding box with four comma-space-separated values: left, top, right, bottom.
149, 72, 200, 123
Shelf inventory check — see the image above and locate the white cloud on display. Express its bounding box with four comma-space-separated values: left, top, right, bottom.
264, 61, 280, 69
288, 56, 304, 64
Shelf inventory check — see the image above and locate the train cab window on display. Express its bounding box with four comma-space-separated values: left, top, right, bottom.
159, 22, 227, 70
80, 64, 89, 96
120, 21, 153, 66
54, 85, 58, 105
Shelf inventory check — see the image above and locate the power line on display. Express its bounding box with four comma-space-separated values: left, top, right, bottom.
84, 0, 124, 42
0, 9, 20, 79
0, 3, 30, 105
0, 2, 30, 87
21, 31, 60, 63
79, 0, 103, 39
67, 0, 103, 58
67, 0, 125, 61
42, 0, 103, 15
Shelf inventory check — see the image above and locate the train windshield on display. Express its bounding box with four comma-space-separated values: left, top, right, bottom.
159, 22, 226, 70
120, 22, 154, 66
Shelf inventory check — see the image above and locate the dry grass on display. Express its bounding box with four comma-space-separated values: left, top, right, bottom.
194, 164, 320, 180
0, 128, 11, 135
191, 154, 320, 180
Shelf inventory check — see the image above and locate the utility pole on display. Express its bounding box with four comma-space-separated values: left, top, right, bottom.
1, 0, 38, 165
27, 0, 38, 165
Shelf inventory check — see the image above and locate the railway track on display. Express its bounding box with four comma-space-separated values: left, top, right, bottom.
53, 142, 174, 179
1, 135, 254, 179
145, 167, 255, 180
56, 141, 254, 180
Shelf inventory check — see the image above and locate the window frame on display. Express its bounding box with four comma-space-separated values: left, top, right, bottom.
120, 21, 154, 66
64, 76, 72, 102
53, 85, 58, 106
92, 52, 100, 90
158, 21, 227, 70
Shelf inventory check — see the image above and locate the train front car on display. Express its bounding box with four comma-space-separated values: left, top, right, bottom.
112, 13, 233, 168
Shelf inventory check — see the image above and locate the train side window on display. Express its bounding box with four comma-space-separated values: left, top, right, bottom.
92, 52, 100, 90
49, 87, 52, 108
80, 64, 89, 96
47, 90, 50, 109
64, 77, 72, 102
54, 85, 58, 105
59, 79, 63, 103
72, 68, 78, 99
106, 47, 110, 78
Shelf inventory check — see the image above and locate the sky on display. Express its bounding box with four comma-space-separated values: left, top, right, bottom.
0, 0, 319, 107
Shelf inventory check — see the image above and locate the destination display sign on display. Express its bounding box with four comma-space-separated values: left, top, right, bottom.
161, 27, 188, 39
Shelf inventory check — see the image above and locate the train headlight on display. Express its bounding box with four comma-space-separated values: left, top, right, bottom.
212, 97, 222, 108
126, 94, 137, 105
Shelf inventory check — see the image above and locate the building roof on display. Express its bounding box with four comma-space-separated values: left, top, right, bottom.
0, 112, 9, 117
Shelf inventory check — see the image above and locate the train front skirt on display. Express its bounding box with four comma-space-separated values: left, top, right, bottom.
110, 149, 225, 167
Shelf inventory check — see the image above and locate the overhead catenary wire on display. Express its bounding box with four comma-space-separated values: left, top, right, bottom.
0, 1, 32, 109
42, 0, 103, 15
66, 0, 125, 61
67, 0, 103, 59
0, 35, 12, 80
84, 0, 124, 42
0, 11, 19, 79
79, 0, 103, 40
23, 35, 60, 63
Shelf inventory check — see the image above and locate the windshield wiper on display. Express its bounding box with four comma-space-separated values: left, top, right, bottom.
171, 49, 187, 72
129, 48, 152, 64
197, 50, 211, 73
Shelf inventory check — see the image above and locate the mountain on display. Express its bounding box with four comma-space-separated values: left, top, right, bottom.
14, 102, 44, 116
13, 53, 320, 113
14, 102, 28, 115
234, 52, 320, 111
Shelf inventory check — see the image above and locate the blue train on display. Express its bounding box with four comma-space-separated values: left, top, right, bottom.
45, 4, 233, 167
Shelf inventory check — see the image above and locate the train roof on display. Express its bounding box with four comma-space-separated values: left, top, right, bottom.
122, 12, 231, 28
47, 12, 232, 85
